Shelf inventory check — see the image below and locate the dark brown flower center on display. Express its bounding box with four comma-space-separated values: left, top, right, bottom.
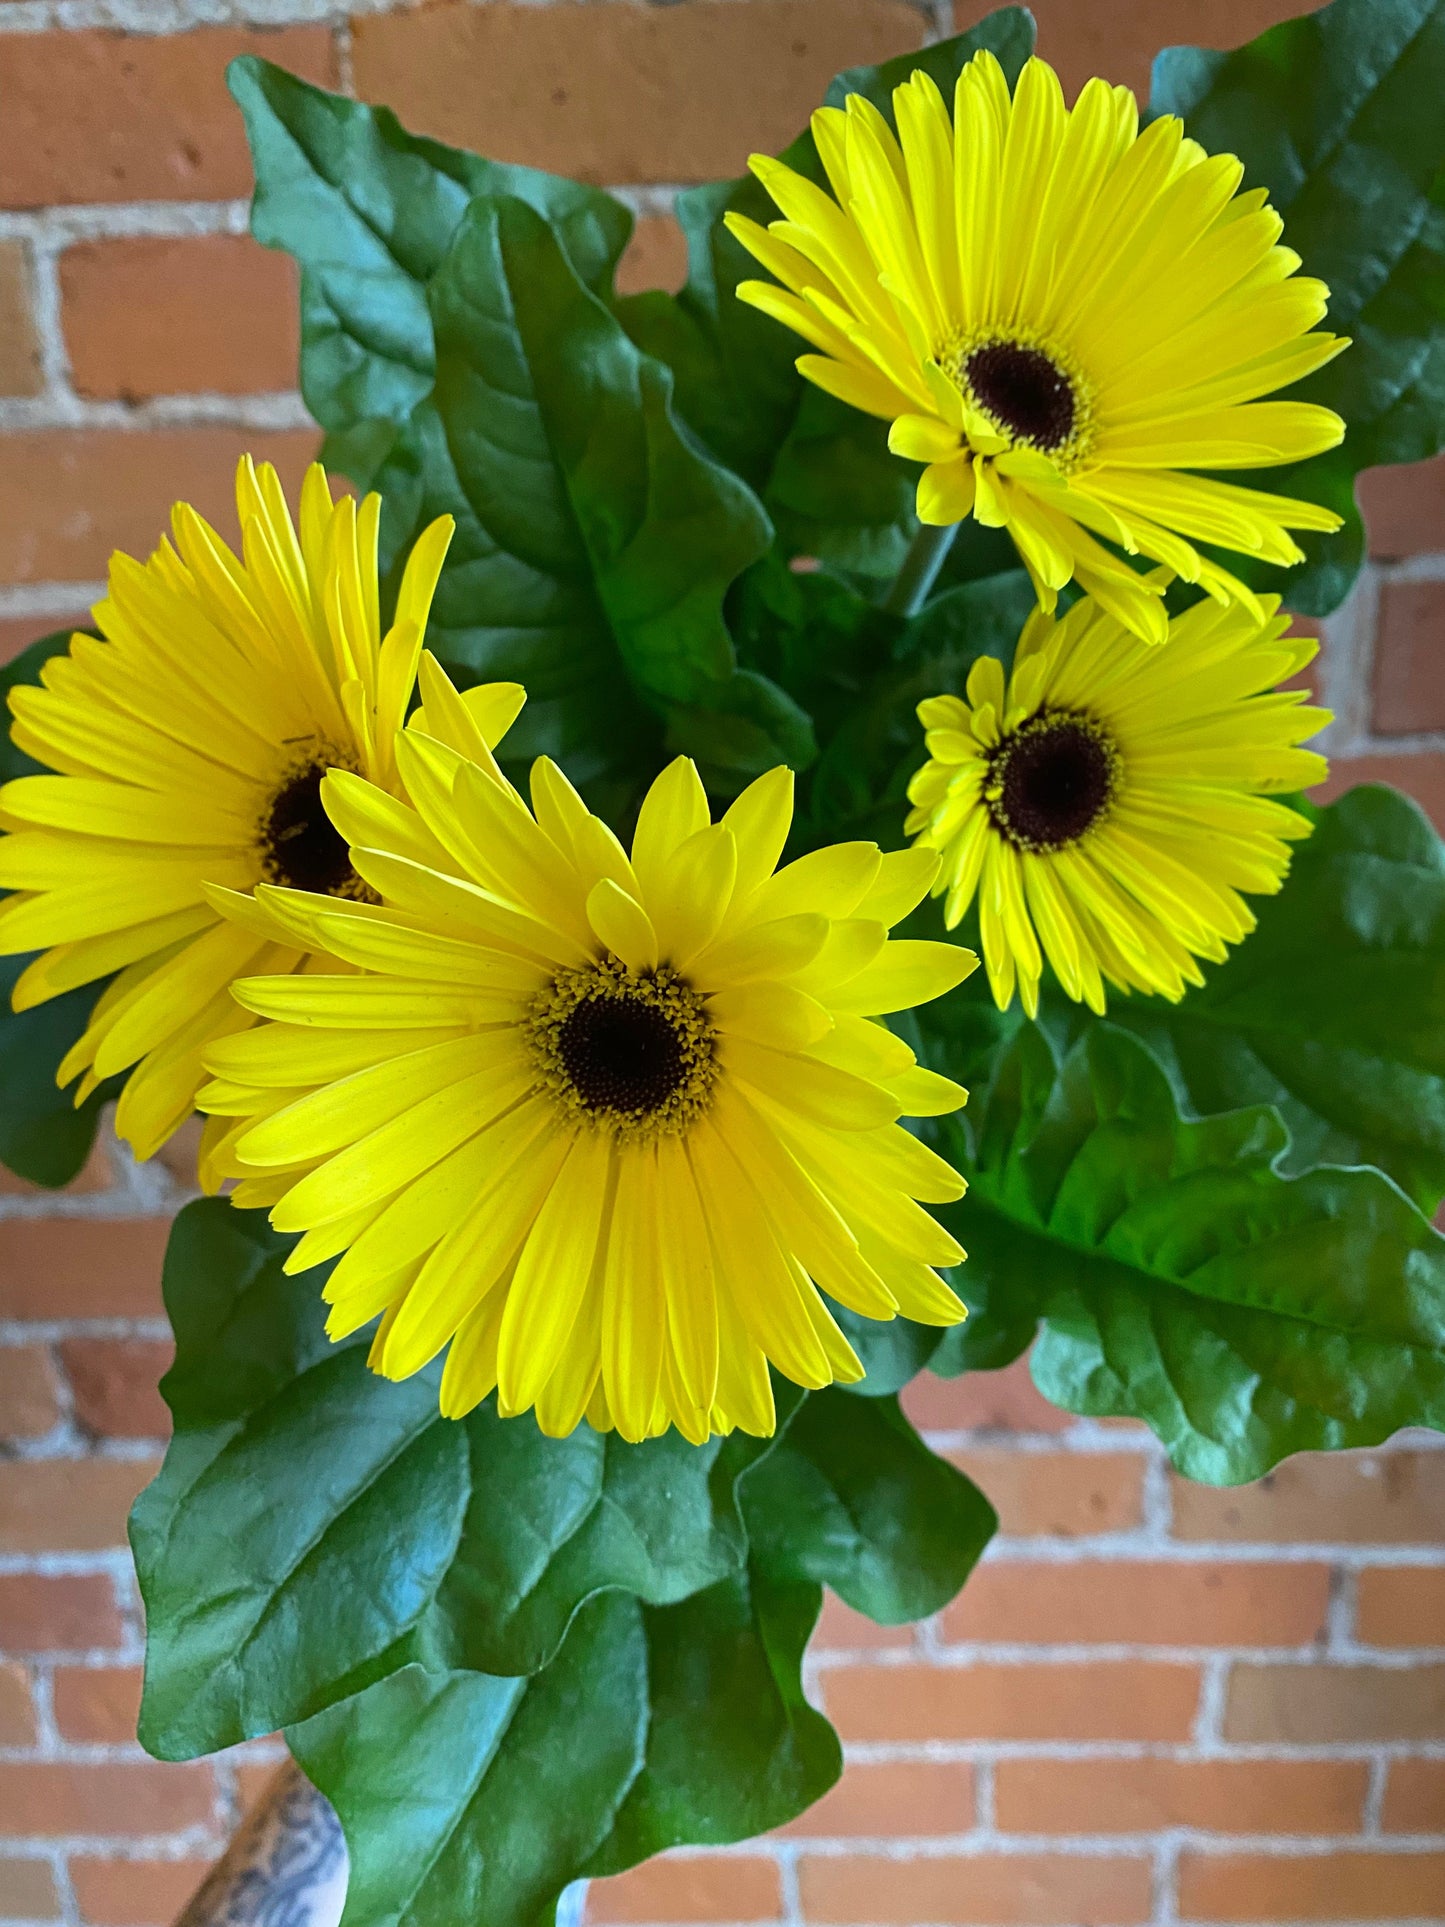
260, 761, 368, 898
558, 993, 687, 1119
966, 341, 1077, 453
989, 714, 1117, 851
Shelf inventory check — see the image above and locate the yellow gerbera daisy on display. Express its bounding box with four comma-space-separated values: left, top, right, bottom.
0, 457, 454, 1179
198, 656, 977, 1443
726, 52, 1348, 643
905, 591, 1330, 1016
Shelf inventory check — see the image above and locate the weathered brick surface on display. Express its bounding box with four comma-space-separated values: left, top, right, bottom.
949, 1450, 1145, 1537
797, 1852, 1153, 1925
1171, 1451, 1445, 1544
588, 1855, 784, 1924
1224, 1663, 1445, 1744
1358, 454, 1445, 558
68, 1859, 216, 1927
1355, 1567, 1445, 1648
902, 1358, 1072, 1434
0, 1344, 63, 1441
0, 1661, 37, 1747
0, 1218, 170, 1321
0, 1574, 125, 1655
824, 1660, 1202, 1742
1381, 1760, 1445, 1834
59, 1339, 172, 1440
777, 1761, 975, 1839
992, 1759, 1369, 1836
0, 1762, 216, 1837
1373, 579, 1445, 734
0, 241, 43, 399
0, 1858, 61, 1922
0, 1458, 159, 1554
1176, 1851, 1445, 1922
51, 1667, 144, 1746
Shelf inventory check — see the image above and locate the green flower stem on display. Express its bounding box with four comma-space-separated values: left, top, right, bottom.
882, 522, 959, 618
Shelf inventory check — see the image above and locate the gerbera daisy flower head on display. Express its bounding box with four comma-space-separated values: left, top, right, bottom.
905, 591, 1331, 1018
198, 659, 979, 1444
0, 457, 456, 1180
725, 51, 1348, 644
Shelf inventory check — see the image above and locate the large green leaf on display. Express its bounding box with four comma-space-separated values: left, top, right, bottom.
0, 631, 116, 1187
1103, 786, 1445, 1217
617, 10, 1037, 576
929, 1020, 1445, 1482
1151, 0, 1445, 615
374, 195, 805, 800
229, 57, 631, 478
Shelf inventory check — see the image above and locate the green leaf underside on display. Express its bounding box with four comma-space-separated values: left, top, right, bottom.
0, 632, 115, 1186
930, 1019, 1445, 1483
1151, 0, 1445, 615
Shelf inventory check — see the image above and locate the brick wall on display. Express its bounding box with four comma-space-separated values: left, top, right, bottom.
0, 3, 1442, 1926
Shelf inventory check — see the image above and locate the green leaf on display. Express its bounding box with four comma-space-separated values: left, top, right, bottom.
1151, 0, 1445, 615
741, 1388, 996, 1623
0, 631, 115, 1187
617, 10, 1037, 575
291, 1596, 650, 1927
931, 1020, 1445, 1482
375, 194, 800, 799
131, 1202, 471, 1761
228, 57, 631, 463
1103, 786, 1445, 1217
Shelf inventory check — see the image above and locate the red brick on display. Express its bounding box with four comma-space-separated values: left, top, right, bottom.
1360, 455, 1445, 560
1356, 1568, 1445, 1648
0, 28, 336, 208
1171, 1451, 1445, 1545
0, 1573, 124, 1654
955, 0, 1321, 99
0, 240, 42, 399
587, 1853, 783, 1924
0, 1661, 35, 1746
615, 216, 688, 299
0, 1458, 159, 1554
59, 1340, 172, 1441
813, 1592, 914, 1653
1177, 1850, 1445, 1921
351, 1, 924, 186
69, 1859, 214, 1927
799, 1851, 1152, 1925
1315, 754, 1445, 834
1225, 1663, 1445, 1743
52, 1667, 142, 1745
824, 1660, 1200, 1742
0, 1219, 172, 1322
0, 1762, 215, 1838
777, 1760, 974, 1839
950, 1451, 1144, 1538
0, 428, 319, 588
994, 1759, 1368, 1836
0, 1346, 62, 1441
902, 1358, 1072, 1435
0, 1859, 60, 1920
941, 1560, 1330, 1647
1381, 1760, 1445, 1834
1373, 580, 1445, 733
62, 237, 299, 403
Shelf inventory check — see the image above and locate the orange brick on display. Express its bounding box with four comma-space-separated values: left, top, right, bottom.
0, 1218, 172, 1322
0, 1346, 62, 1440
62, 237, 299, 403
1359, 454, 1445, 559
0, 240, 42, 399
0, 1573, 124, 1654
1372, 580, 1445, 734
233, 1756, 289, 1817
902, 1358, 1072, 1435
941, 1560, 1330, 1647
954, 0, 1319, 99
0, 1859, 60, 1920
799, 1851, 1152, 1925
1225, 1663, 1445, 1743
823, 1660, 1200, 1742
351, 1, 923, 185
1171, 1452, 1445, 1546
994, 1759, 1368, 1836
615, 216, 688, 299
1315, 755, 1445, 835
0, 1762, 215, 1838
950, 1451, 1144, 1538
813, 1592, 914, 1653
0, 1661, 35, 1746
69, 1857, 215, 1927
59, 1339, 172, 1441
778, 1760, 974, 1839
52, 1666, 142, 1745
0, 1458, 159, 1554
0, 428, 319, 588
587, 1853, 783, 1924
1177, 1850, 1445, 1921
1381, 1761, 1445, 1834
1356, 1568, 1445, 1648
0, 28, 336, 208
